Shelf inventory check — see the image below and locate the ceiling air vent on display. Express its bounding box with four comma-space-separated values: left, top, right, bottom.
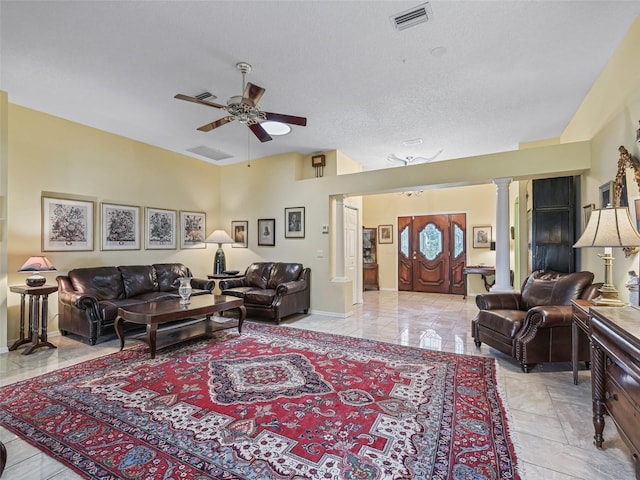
186, 145, 232, 161
390, 2, 432, 31
195, 91, 216, 101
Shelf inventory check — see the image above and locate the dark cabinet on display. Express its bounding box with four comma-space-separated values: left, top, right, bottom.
532, 176, 576, 273
363, 228, 379, 290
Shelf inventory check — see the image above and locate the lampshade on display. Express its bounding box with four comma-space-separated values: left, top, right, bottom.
204, 230, 234, 245
573, 206, 640, 306
204, 230, 234, 275
574, 206, 640, 248
18, 256, 56, 287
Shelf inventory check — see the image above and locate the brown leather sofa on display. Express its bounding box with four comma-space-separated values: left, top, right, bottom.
471, 270, 600, 372
57, 263, 214, 345
219, 262, 310, 324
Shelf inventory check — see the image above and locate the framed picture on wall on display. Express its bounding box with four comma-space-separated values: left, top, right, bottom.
179, 211, 206, 249
258, 218, 275, 246
378, 224, 393, 244
42, 195, 94, 251
145, 207, 176, 249
582, 203, 595, 229
101, 203, 140, 250
231, 220, 248, 248
599, 181, 614, 208
472, 225, 492, 248
285, 207, 305, 238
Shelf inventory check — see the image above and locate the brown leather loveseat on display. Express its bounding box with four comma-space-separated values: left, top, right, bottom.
471, 270, 600, 372
219, 262, 310, 324
57, 263, 214, 345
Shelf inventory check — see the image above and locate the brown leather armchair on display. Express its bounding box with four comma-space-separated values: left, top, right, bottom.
471, 270, 600, 372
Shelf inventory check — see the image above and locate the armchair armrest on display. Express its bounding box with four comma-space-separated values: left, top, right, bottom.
191, 277, 215, 292
475, 293, 523, 311
524, 305, 573, 328
219, 278, 245, 290
276, 279, 306, 295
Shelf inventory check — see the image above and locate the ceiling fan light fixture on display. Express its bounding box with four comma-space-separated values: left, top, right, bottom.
261, 121, 291, 136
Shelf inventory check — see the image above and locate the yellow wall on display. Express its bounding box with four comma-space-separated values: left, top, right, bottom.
561, 16, 640, 301
6, 104, 222, 342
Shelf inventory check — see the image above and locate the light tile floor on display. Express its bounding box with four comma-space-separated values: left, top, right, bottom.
0, 291, 635, 479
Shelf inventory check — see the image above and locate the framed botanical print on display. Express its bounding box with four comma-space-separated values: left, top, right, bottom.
42, 195, 94, 251
101, 203, 140, 250
231, 220, 248, 248
145, 207, 176, 249
180, 211, 206, 249
472, 225, 492, 248
378, 224, 393, 244
258, 218, 275, 246
285, 207, 305, 238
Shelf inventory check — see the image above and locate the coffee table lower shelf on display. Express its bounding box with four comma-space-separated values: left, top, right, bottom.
116, 295, 246, 359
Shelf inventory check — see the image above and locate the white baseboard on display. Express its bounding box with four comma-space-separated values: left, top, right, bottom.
308, 309, 353, 319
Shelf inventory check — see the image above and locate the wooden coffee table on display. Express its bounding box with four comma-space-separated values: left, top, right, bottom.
115, 295, 246, 358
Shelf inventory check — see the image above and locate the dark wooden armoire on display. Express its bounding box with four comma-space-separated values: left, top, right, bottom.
531, 176, 577, 273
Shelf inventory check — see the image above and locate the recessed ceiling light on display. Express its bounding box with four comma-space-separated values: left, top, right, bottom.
261, 121, 291, 135
430, 46, 447, 57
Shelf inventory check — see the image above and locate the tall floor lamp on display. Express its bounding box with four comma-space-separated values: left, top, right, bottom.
205, 230, 235, 274
573, 206, 640, 306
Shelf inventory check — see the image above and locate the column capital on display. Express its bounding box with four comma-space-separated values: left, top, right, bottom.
493, 177, 513, 186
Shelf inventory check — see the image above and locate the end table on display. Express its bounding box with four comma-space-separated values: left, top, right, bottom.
9, 284, 58, 355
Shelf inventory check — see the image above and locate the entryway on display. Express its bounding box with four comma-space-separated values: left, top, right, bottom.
397, 214, 466, 294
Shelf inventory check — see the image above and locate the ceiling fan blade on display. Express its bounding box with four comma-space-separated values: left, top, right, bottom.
197, 116, 235, 132
249, 123, 273, 143
175, 93, 226, 109
264, 112, 307, 126
242, 82, 266, 106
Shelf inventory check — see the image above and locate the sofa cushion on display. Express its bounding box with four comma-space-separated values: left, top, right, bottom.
521, 271, 594, 310
476, 310, 527, 338
244, 263, 274, 289
244, 288, 277, 306
68, 267, 124, 301
154, 263, 190, 292
119, 265, 157, 298
221, 286, 255, 299
267, 263, 303, 289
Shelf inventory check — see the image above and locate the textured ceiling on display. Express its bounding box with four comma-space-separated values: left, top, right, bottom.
1, 1, 639, 171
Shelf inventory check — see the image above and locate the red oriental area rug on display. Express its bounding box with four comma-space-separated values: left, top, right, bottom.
0, 323, 522, 479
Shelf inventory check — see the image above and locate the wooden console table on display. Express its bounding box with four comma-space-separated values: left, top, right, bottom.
571, 299, 591, 385
590, 305, 640, 478
9, 284, 58, 355
462, 266, 514, 298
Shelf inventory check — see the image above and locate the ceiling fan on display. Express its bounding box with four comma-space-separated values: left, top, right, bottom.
175, 62, 307, 143
386, 149, 443, 166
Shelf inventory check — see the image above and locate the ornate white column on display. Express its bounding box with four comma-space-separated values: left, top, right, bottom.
491, 177, 514, 292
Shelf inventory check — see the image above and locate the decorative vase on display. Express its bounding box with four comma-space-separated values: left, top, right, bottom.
178, 277, 192, 305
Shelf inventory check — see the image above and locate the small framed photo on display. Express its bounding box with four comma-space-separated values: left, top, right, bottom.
285, 207, 305, 238
599, 181, 613, 208
258, 218, 275, 246
582, 203, 595, 228
180, 211, 206, 249
145, 207, 176, 249
231, 220, 248, 248
472, 225, 492, 248
42, 195, 94, 251
378, 224, 393, 244
101, 203, 140, 250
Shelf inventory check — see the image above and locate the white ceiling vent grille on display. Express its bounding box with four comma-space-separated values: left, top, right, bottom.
186, 145, 232, 161
390, 3, 432, 31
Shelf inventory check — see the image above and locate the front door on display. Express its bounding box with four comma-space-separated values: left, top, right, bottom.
398, 214, 466, 294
